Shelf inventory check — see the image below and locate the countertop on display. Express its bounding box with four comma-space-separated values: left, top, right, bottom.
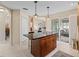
23, 32, 56, 39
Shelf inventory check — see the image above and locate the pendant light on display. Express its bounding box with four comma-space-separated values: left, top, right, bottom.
34, 1, 38, 18
47, 6, 50, 19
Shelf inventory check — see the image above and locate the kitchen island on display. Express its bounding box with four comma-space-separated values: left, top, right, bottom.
24, 32, 57, 57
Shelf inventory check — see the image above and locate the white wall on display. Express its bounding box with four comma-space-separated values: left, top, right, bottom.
69, 14, 77, 45
20, 10, 29, 49
46, 18, 52, 32
0, 12, 5, 41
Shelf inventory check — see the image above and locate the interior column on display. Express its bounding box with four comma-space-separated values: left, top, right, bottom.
77, 3, 79, 40
11, 9, 20, 47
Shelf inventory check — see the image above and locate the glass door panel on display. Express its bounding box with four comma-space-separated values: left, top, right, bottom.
51, 19, 59, 40
60, 18, 69, 43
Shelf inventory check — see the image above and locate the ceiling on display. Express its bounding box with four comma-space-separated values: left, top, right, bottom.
0, 1, 78, 16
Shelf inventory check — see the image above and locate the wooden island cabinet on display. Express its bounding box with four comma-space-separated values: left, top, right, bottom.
31, 34, 57, 57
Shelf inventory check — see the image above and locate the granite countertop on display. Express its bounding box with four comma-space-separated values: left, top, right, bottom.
23, 32, 56, 40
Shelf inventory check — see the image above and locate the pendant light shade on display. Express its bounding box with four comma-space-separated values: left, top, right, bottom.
34, 1, 38, 18
47, 6, 50, 18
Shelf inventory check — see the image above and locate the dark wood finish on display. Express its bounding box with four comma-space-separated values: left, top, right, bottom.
77, 16, 79, 26
31, 34, 57, 57
31, 39, 40, 56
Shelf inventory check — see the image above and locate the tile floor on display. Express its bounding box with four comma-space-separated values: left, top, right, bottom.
0, 40, 79, 57
60, 36, 69, 43
46, 41, 79, 57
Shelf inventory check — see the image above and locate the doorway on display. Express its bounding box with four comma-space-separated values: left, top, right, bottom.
0, 6, 11, 46
60, 18, 69, 43
51, 18, 69, 43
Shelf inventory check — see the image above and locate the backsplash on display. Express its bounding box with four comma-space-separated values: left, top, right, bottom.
33, 17, 46, 32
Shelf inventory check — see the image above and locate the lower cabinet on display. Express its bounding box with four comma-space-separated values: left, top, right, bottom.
31, 34, 57, 57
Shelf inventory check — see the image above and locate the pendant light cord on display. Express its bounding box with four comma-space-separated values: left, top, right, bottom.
47, 6, 49, 17
34, 1, 37, 16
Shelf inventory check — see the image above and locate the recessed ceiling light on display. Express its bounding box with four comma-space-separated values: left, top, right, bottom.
23, 8, 28, 10
0, 8, 4, 12
71, 2, 75, 6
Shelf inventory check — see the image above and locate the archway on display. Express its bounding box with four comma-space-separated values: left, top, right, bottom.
0, 5, 11, 46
